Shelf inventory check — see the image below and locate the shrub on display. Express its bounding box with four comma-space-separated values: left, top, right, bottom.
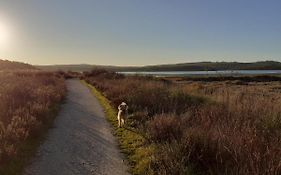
0, 71, 66, 164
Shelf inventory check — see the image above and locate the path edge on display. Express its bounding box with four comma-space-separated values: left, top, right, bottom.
81, 80, 155, 175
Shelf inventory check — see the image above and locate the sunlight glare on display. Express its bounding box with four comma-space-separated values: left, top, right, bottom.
0, 21, 10, 47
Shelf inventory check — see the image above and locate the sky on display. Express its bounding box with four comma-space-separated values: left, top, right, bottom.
0, 0, 281, 66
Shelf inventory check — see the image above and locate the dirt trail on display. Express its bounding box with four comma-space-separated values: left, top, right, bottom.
24, 79, 129, 175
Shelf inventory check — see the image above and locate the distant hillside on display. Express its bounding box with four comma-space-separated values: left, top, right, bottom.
0, 59, 35, 71
137, 61, 281, 71
37, 61, 281, 72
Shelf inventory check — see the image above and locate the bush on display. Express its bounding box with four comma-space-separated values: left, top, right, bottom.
0, 71, 66, 164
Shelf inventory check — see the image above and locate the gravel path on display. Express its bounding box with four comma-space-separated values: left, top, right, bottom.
24, 79, 129, 175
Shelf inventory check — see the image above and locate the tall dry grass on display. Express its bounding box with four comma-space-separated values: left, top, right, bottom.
0, 71, 66, 164
84, 70, 281, 175
84, 70, 205, 127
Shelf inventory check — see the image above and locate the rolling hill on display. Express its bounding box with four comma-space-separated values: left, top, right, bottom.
37, 61, 281, 72
0, 59, 36, 71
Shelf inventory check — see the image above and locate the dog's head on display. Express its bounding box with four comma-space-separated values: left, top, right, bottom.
121, 102, 127, 106
119, 102, 128, 111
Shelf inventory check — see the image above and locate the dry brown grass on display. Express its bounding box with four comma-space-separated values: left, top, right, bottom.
84, 70, 281, 175
0, 71, 66, 165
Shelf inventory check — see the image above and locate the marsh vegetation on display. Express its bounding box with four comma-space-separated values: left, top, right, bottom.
0, 71, 66, 174
84, 70, 281, 175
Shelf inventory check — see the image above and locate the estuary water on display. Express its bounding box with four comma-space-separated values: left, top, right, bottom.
118, 70, 281, 77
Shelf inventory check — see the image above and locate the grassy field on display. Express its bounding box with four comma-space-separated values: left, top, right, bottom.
0, 71, 66, 175
83, 70, 281, 175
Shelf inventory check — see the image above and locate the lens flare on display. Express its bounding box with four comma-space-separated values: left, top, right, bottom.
0, 21, 10, 47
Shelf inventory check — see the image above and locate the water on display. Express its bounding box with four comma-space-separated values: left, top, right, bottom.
118, 70, 281, 77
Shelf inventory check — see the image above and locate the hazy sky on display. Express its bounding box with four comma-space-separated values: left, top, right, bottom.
0, 0, 281, 65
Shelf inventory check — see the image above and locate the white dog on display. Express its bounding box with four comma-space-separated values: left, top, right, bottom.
117, 102, 128, 128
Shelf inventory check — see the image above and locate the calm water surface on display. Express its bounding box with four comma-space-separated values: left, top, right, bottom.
118, 70, 281, 77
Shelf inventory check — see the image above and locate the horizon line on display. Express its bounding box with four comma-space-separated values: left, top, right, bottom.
35, 60, 280, 67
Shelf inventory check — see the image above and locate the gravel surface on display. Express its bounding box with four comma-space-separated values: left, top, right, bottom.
24, 79, 129, 175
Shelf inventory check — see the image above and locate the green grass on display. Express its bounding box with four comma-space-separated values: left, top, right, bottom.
0, 103, 63, 175
82, 80, 155, 175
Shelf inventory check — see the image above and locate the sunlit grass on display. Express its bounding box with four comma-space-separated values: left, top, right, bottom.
82, 80, 155, 175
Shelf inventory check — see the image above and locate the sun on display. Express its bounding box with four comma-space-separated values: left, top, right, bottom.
0, 21, 10, 47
